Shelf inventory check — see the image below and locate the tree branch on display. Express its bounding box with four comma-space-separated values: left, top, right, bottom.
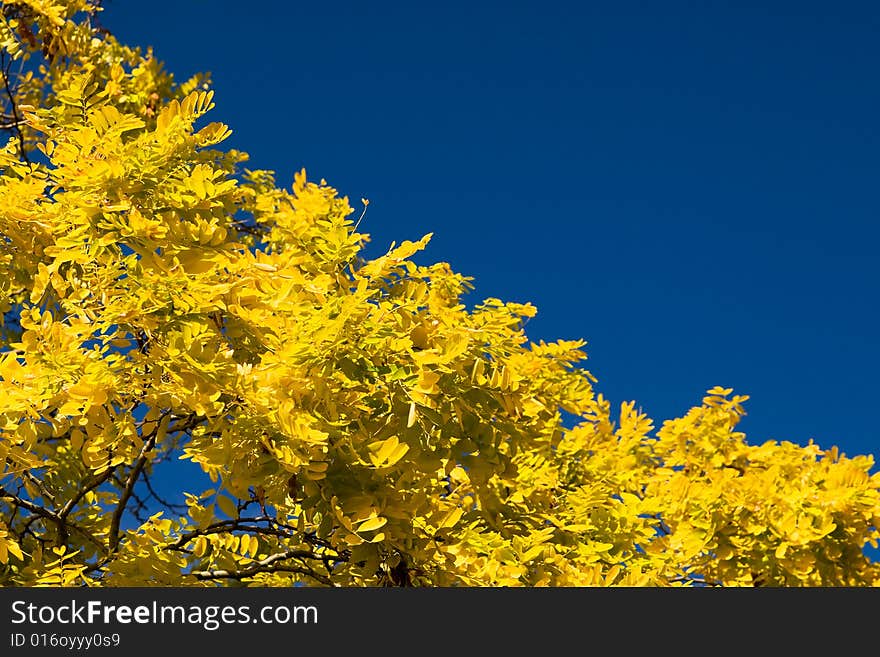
0, 486, 57, 521
0, 52, 30, 166
190, 549, 337, 585
108, 433, 156, 551
1, 485, 108, 555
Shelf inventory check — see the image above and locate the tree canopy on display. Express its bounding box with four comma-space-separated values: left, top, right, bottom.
1, 0, 878, 587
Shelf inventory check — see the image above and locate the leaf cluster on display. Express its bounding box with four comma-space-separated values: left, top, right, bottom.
1, 1, 878, 586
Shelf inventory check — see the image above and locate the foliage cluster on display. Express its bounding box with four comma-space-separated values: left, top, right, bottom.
1, 1, 878, 586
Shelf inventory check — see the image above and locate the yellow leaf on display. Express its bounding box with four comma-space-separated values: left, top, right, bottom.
386, 443, 410, 467
438, 507, 463, 529
604, 565, 622, 584
358, 516, 387, 532
522, 544, 545, 562
368, 436, 408, 467
217, 495, 238, 519
68, 381, 108, 405
7, 539, 23, 562
244, 535, 259, 558
192, 536, 208, 558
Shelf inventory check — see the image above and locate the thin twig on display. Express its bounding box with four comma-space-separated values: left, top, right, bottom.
352, 200, 369, 233
141, 470, 187, 512
0, 52, 30, 166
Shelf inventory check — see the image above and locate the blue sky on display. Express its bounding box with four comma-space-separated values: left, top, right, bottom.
103, 1, 879, 465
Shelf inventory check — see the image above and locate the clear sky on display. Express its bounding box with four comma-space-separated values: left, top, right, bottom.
102, 1, 879, 465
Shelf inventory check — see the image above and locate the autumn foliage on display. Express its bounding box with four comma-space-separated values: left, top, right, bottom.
1, 1, 879, 587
